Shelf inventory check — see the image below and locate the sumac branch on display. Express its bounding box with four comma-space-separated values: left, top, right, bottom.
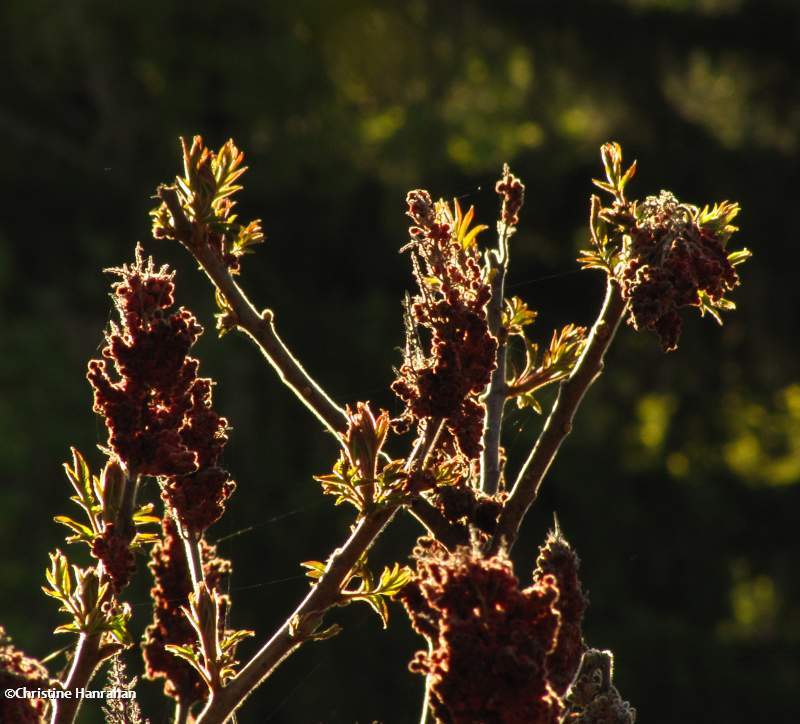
1, 139, 748, 724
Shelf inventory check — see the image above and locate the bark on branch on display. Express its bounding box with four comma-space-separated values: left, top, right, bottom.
480, 227, 511, 496
157, 185, 348, 438
491, 280, 627, 553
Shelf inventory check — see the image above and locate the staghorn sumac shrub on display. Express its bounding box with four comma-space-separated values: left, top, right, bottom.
1, 139, 749, 724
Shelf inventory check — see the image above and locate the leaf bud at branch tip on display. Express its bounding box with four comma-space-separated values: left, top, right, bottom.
100, 459, 127, 526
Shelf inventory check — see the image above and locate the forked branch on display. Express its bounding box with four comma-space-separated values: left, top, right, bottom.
491, 280, 627, 553
157, 185, 348, 438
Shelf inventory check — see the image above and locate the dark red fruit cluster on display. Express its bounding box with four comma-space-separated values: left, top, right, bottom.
87, 246, 235, 534
161, 377, 236, 536
435, 481, 504, 536
496, 165, 525, 227
399, 539, 571, 724
618, 191, 739, 352
392, 191, 497, 459
91, 522, 136, 594
0, 626, 50, 723
563, 649, 637, 723
143, 517, 230, 704
533, 530, 588, 696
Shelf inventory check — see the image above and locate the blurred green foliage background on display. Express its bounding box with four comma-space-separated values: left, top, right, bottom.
1, 0, 799, 721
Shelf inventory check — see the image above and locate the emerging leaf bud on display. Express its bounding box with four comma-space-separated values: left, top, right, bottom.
600, 142, 623, 188
78, 567, 102, 614
100, 458, 127, 525
191, 583, 220, 676
341, 402, 389, 484
197, 584, 216, 637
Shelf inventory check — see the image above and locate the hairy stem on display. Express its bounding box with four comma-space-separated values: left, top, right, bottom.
50, 633, 106, 724
491, 279, 627, 553
480, 228, 510, 495
176, 518, 223, 696
157, 185, 348, 437
408, 419, 468, 548
116, 473, 140, 542
180, 527, 205, 590
174, 700, 191, 724
408, 497, 467, 549
419, 641, 434, 724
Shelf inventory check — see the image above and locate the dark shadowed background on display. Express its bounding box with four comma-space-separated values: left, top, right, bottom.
1, 0, 799, 721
